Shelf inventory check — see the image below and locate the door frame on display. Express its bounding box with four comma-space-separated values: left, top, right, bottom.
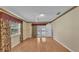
20, 21, 23, 43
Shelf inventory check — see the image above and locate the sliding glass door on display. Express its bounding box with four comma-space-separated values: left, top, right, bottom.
37, 25, 46, 38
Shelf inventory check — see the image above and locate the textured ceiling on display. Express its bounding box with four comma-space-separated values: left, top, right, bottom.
0, 6, 73, 22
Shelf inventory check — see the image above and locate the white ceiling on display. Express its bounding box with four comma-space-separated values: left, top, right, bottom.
0, 6, 73, 22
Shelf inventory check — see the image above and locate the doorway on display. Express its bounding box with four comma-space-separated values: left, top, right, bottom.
32, 24, 46, 38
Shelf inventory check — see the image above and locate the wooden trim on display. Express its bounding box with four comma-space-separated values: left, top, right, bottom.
1, 12, 22, 23
0, 13, 2, 51
20, 21, 23, 42
0, 9, 22, 23
0, 8, 47, 23
53, 38, 71, 52
0, 7, 77, 24
49, 6, 77, 23
0, 8, 28, 23
0, 8, 22, 20
32, 24, 47, 25
32, 22, 48, 25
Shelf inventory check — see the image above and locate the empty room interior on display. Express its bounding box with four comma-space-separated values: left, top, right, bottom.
0, 6, 79, 52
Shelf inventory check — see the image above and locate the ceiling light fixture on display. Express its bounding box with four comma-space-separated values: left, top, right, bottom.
39, 14, 45, 17
35, 14, 45, 22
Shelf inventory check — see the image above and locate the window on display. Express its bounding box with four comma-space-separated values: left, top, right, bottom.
37, 25, 46, 37
9, 21, 21, 35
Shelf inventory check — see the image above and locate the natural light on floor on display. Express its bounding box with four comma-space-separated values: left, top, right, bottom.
37, 37, 46, 43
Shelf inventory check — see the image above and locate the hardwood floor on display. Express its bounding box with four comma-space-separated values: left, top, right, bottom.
11, 38, 69, 52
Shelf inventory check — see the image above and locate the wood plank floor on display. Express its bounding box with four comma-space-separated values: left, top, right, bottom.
11, 38, 69, 52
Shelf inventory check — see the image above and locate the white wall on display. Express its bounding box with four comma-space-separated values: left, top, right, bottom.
52, 7, 79, 52
23, 21, 32, 40
46, 23, 53, 37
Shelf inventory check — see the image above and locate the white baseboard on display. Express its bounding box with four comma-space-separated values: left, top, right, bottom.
53, 37, 74, 52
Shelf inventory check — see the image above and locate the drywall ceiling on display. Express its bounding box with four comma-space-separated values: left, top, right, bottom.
0, 6, 73, 22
